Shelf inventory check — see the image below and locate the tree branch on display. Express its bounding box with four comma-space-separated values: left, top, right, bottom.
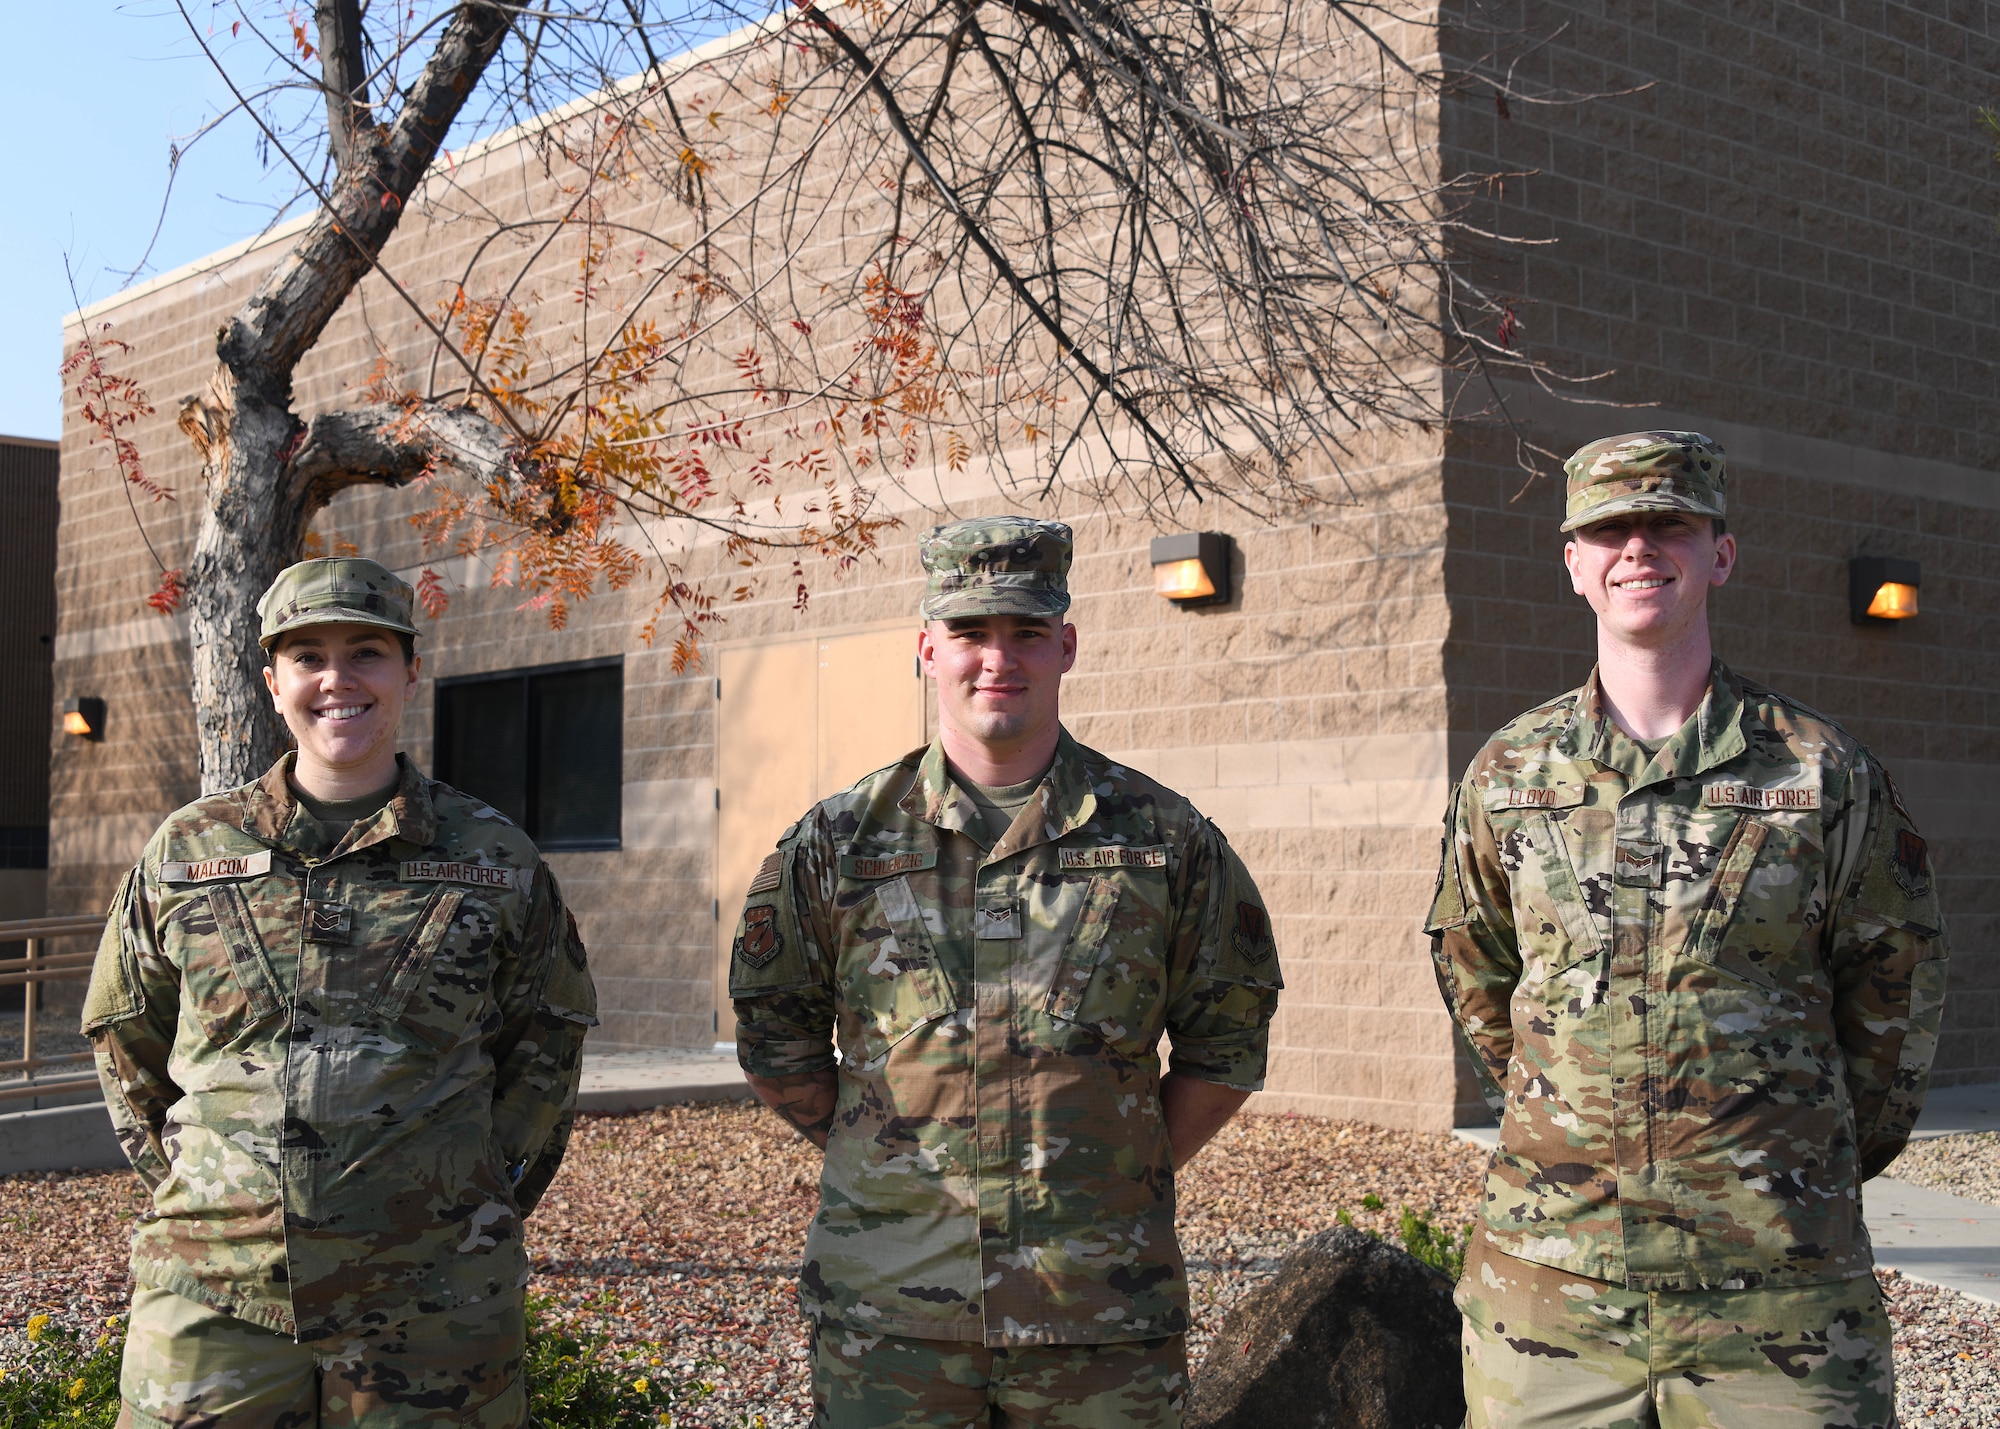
288, 402, 513, 507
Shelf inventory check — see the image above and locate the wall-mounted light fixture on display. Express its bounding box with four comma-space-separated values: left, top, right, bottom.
62, 697, 106, 740
1149, 532, 1234, 608
1850, 556, 1921, 624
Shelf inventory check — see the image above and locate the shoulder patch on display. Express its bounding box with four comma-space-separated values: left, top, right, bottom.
747, 851, 783, 895
1233, 901, 1274, 966
1892, 828, 1932, 900
1059, 845, 1167, 870
401, 859, 521, 891
159, 850, 273, 885
838, 851, 938, 880
734, 904, 783, 968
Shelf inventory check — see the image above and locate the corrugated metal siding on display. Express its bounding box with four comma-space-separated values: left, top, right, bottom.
0, 437, 59, 846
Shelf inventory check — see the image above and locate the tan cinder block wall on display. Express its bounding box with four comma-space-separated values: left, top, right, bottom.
1438, 2, 2000, 1083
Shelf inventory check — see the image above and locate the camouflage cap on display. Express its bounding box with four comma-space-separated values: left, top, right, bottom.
1561, 431, 1726, 533
257, 557, 419, 648
918, 517, 1073, 620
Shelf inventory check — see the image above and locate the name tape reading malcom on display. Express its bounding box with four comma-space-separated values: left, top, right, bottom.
159, 851, 274, 884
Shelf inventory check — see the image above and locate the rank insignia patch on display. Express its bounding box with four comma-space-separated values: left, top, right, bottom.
1233, 900, 1273, 965
735, 904, 782, 968
1893, 828, 1932, 900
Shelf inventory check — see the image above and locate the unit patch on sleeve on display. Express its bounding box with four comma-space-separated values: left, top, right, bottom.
159, 850, 273, 884
1058, 846, 1167, 870
735, 904, 783, 968
747, 852, 784, 895
1893, 828, 1933, 900
1702, 783, 1821, 812
1233, 901, 1274, 966
400, 860, 518, 891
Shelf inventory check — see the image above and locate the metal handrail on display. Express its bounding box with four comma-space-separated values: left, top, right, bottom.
0, 913, 107, 1104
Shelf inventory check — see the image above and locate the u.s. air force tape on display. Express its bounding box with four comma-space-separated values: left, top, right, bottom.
1058, 846, 1166, 870
1702, 783, 1820, 811
401, 860, 519, 890
159, 850, 273, 884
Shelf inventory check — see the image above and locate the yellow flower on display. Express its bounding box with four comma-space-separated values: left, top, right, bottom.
648, 1356, 662, 1366
105, 1316, 121, 1329
26, 1314, 50, 1342
68, 1376, 87, 1400
632, 1377, 650, 1394
0, 1366, 9, 1383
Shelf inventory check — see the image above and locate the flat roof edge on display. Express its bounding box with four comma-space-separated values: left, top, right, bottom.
61, 4, 802, 330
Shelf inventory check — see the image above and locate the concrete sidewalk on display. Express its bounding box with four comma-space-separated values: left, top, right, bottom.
575, 1046, 751, 1113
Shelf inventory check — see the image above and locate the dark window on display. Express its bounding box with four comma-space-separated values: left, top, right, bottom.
435, 659, 622, 850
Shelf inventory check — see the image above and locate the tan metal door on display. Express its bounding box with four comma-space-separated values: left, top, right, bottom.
714, 628, 925, 1040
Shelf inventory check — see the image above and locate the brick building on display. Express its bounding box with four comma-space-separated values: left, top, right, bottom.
49, 2, 2000, 1127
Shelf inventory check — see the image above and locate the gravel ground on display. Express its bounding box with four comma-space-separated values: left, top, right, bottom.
0, 1104, 1992, 1426
1891, 1132, 2000, 1209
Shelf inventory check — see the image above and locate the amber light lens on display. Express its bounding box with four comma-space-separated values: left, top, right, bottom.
62, 710, 93, 736
1865, 581, 1919, 619
1153, 557, 1215, 600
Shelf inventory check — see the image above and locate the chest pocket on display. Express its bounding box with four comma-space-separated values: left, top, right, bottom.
842, 875, 954, 1068
365, 887, 492, 1051
173, 883, 286, 1048
1483, 782, 1603, 976
1685, 815, 1825, 996
1044, 877, 1162, 1056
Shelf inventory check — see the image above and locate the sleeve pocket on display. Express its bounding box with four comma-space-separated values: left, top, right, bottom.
81, 870, 143, 1033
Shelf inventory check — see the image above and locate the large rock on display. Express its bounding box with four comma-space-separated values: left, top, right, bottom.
1186, 1225, 1465, 1429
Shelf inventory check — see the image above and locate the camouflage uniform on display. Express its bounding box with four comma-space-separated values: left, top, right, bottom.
84, 558, 596, 1427
1428, 435, 1947, 1427
733, 518, 1281, 1425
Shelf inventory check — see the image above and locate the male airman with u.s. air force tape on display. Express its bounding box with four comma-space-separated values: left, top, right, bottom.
1427, 433, 1947, 1428
83, 557, 596, 1428
731, 517, 1282, 1428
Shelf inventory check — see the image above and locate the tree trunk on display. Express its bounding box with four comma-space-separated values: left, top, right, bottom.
176, 1, 515, 792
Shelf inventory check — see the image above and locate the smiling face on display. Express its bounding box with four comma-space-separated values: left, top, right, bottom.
918, 614, 1077, 765
262, 623, 420, 796
1564, 511, 1737, 651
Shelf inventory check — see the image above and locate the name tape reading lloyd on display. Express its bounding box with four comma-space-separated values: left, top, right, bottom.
159, 851, 274, 884
1702, 783, 1821, 811
1490, 788, 1569, 809
401, 860, 517, 889
1058, 846, 1167, 870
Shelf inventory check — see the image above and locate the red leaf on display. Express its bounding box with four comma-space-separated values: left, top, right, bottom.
146, 568, 186, 616
416, 567, 449, 618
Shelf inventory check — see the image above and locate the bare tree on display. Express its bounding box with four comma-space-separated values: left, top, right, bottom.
86, 0, 1571, 791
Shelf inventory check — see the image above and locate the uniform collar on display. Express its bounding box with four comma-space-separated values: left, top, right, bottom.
1563, 659, 1748, 786
901, 727, 1099, 857
243, 752, 438, 854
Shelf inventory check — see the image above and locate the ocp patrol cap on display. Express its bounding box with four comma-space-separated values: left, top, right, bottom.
1561, 431, 1727, 533
257, 557, 420, 648
919, 517, 1073, 620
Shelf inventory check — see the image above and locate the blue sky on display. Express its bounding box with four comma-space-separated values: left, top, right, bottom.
1, 3, 312, 440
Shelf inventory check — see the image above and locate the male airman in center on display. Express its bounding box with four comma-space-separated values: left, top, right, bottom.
731, 516, 1283, 1428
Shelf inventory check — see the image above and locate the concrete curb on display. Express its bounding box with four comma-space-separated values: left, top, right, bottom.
0, 1102, 126, 1175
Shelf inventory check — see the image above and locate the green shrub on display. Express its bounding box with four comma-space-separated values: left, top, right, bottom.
0, 1313, 122, 1427
523, 1295, 717, 1428
1327, 1204, 1471, 1282
0, 1301, 723, 1429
